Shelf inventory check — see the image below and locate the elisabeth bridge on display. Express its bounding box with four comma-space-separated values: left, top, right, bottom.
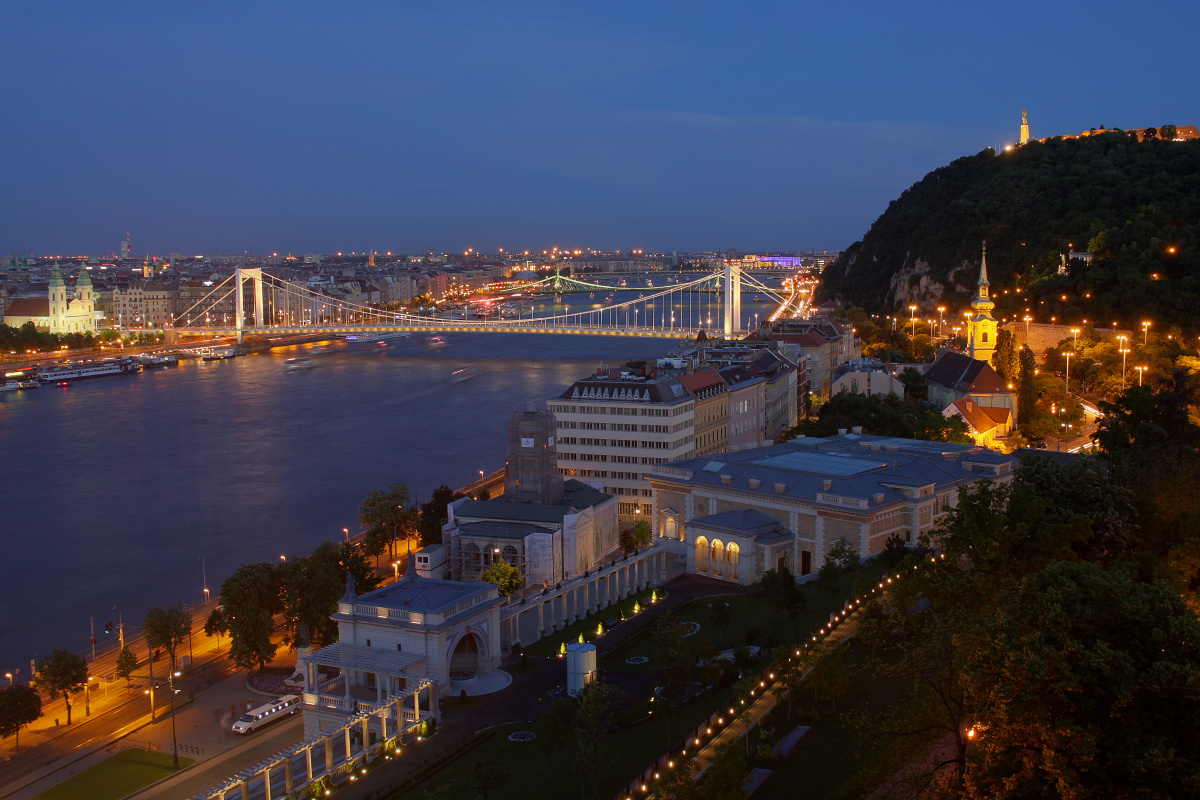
167, 264, 811, 344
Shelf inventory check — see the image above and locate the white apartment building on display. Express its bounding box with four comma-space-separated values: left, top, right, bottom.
549, 374, 695, 529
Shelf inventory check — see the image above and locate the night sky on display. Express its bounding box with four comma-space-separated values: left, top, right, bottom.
3, 1, 1196, 255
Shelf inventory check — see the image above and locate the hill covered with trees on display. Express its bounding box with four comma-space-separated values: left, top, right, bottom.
816, 131, 1200, 329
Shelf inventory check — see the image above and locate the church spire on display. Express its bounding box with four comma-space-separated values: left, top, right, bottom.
979, 241, 989, 287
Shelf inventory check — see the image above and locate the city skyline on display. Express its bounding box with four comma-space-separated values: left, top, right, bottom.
3, 1, 1198, 254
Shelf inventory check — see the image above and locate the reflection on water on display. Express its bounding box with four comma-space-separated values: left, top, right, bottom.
0, 289, 776, 667
0, 328, 676, 667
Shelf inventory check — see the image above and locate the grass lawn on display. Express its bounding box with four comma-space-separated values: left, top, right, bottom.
389, 562, 896, 800
35, 748, 195, 800
755, 638, 943, 800
603, 561, 890, 671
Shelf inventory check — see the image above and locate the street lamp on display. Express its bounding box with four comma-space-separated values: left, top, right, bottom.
1118, 336, 1130, 390
343, 527, 349, 544
1071, 327, 1080, 350
908, 305, 917, 336
1135, 366, 1146, 386
1064, 351, 1073, 396
1141, 321, 1151, 345
937, 306, 945, 337
4, 672, 12, 686
168, 670, 181, 769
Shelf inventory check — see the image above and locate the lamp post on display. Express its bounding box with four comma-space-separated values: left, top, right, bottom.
168, 670, 181, 770
1064, 351, 1073, 396
908, 305, 917, 336
1135, 366, 1146, 386
5, 672, 12, 687
343, 527, 349, 544
1071, 327, 1080, 349
1023, 314, 1032, 344
1118, 336, 1129, 390
200, 557, 210, 606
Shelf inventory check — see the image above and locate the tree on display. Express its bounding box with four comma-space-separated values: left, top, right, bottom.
278, 542, 350, 649
216, 563, 281, 671
1160, 124, 1178, 140
825, 537, 860, 573
757, 565, 806, 642
850, 608, 977, 797
962, 562, 1200, 800
701, 740, 750, 800
535, 697, 577, 767
0, 685, 42, 752
652, 754, 701, 800
653, 612, 721, 750
632, 519, 652, 548
710, 601, 732, 649
855, 598, 890, 661
468, 759, 509, 800
1017, 345, 1038, 429
32, 649, 87, 725
992, 329, 1019, 385
358, 482, 413, 562
480, 560, 523, 598
618, 529, 638, 554
115, 647, 138, 693
574, 680, 624, 797
143, 604, 191, 675
898, 367, 927, 400
880, 533, 908, 567
417, 484, 461, 547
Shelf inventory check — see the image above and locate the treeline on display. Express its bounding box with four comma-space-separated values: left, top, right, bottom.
0, 321, 106, 353
204, 482, 462, 670
847, 375, 1200, 796
817, 133, 1200, 328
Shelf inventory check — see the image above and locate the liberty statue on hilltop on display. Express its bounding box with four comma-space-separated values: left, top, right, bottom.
1020, 108, 1030, 145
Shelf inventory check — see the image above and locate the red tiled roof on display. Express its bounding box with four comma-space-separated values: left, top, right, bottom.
3, 298, 50, 318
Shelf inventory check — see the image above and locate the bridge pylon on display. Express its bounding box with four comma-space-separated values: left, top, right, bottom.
723, 261, 742, 338
234, 268, 265, 342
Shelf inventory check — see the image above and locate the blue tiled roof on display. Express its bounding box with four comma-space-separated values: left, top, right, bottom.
653, 434, 1016, 509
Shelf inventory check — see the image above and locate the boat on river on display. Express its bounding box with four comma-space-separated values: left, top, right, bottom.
202, 348, 237, 361
0, 380, 18, 392
36, 359, 140, 383
284, 356, 317, 372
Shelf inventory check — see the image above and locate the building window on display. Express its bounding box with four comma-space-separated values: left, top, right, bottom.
366, 639, 372, 647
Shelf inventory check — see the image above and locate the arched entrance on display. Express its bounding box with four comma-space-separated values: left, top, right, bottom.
710, 540, 725, 580
695, 536, 709, 575
726, 542, 741, 583
450, 633, 481, 679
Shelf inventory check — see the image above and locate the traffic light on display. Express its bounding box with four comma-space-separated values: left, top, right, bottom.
104, 621, 112, 634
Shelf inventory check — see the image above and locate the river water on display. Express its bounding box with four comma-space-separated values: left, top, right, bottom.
0, 287, 776, 672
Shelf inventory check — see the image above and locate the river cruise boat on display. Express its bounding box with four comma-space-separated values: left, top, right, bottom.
0, 380, 18, 392
202, 348, 236, 361
18, 380, 39, 389
36, 359, 140, 383
283, 356, 316, 372
136, 353, 179, 368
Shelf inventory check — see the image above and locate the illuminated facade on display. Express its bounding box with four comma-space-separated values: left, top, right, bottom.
965, 243, 997, 366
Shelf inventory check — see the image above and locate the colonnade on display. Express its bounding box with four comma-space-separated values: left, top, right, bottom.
194, 683, 430, 800
501, 546, 667, 651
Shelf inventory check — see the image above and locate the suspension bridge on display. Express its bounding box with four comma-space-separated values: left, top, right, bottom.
168, 264, 809, 343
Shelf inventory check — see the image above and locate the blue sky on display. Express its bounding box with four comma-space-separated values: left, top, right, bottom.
2, 0, 1196, 255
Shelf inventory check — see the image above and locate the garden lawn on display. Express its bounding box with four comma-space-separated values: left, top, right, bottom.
756, 639, 944, 800
34, 749, 194, 800
603, 561, 890, 669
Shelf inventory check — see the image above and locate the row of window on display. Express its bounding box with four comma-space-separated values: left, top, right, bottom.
618, 502, 654, 517
551, 404, 690, 417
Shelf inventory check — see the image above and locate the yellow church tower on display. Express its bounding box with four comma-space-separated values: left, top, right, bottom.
966, 242, 997, 365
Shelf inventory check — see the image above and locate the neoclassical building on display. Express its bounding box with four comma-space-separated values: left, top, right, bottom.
297, 572, 502, 737
648, 432, 1017, 583
2, 262, 96, 334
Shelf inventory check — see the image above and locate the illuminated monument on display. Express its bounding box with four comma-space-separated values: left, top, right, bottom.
1020, 109, 1030, 145
965, 243, 997, 366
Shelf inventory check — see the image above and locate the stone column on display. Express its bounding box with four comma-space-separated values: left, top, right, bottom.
324, 736, 333, 775
343, 669, 353, 709
344, 726, 352, 762
305, 747, 313, 781
239, 780, 249, 800
380, 705, 388, 742
414, 686, 421, 728
262, 767, 272, 800
859, 521, 871, 560
284, 759, 294, 794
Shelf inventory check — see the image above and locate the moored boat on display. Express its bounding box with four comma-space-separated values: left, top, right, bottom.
36, 358, 140, 383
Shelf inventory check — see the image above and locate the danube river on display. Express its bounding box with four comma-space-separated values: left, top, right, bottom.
0, 290, 774, 673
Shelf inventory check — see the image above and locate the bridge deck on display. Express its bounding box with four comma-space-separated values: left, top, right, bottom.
172, 324, 736, 339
